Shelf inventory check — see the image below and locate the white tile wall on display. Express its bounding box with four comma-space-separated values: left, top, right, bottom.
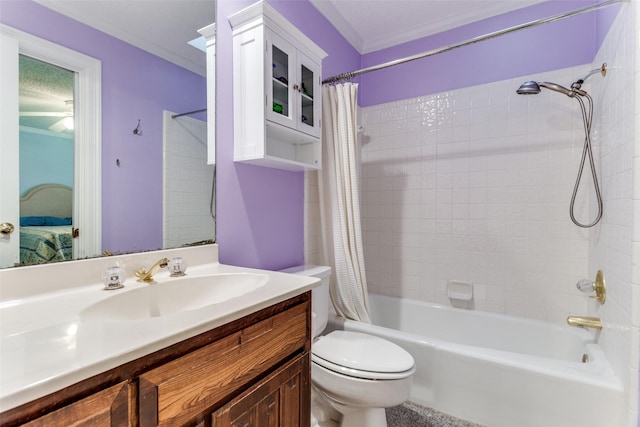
304, 170, 323, 264
163, 111, 215, 248
357, 65, 595, 322
590, 2, 639, 425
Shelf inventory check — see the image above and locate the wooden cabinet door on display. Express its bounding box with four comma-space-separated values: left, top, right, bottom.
21, 382, 133, 427
212, 353, 310, 427
139, 303, 308, 426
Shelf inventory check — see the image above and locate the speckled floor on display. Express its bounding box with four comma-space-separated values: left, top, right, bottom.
386, 402, 486, 427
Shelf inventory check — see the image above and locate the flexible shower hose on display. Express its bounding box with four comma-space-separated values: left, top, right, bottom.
570, 93, 603, 228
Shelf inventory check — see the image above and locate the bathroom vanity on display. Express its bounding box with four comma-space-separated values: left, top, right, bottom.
0, 245, 317, 426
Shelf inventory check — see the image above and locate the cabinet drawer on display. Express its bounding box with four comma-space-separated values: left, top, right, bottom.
139, 303, 308, 426
21, 382, 132, 427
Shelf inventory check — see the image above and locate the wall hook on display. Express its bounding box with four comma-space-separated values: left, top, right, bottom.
133, 119, 142, 136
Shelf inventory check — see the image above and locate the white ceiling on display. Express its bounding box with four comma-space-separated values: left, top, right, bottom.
33, 0, 214, 76
22, 1, 213, 132
310, 0, 548, 54
34, 0, 549, 72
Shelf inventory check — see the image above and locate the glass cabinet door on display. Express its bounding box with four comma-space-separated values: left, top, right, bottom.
271, 45, 289, 117
297, 53, 321, 138
266, 31, 321, 139
267, 32, 295, 128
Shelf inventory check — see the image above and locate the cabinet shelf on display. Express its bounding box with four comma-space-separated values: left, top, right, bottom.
272, 77, 288, 88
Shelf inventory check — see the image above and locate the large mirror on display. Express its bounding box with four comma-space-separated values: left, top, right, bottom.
0, 0, 216, 268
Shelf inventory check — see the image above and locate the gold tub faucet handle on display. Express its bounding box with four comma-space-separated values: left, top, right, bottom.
575, 270, 606, 304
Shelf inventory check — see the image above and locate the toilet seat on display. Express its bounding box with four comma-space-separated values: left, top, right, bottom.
312, 331, 415, 380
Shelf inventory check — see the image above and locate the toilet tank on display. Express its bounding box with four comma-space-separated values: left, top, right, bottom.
280, 265, 331, 338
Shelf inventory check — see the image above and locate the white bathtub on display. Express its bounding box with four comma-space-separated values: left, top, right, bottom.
327, 294, 624, 427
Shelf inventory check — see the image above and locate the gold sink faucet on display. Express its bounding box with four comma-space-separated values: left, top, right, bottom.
135, 258, 170, 283
567, 316, 602, 330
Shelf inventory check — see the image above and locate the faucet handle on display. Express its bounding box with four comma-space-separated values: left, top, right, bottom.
576, 279, 594, 292
168, 257, 187, 276
102, 266, 125, 290
575, 270, 606, 304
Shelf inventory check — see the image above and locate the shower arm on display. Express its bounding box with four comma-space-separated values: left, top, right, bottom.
580, 63, 607, 80
537, 65, 606, 97
573, 63, 607, 90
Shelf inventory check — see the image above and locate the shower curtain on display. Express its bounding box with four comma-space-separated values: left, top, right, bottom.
319, 83, 371, 323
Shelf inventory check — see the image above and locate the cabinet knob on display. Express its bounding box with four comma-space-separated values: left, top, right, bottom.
293, 84, 300, 92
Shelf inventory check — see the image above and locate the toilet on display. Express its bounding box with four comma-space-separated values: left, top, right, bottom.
281, 265, 415, 427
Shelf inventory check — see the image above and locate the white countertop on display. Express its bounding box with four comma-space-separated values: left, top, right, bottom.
0, 246, 319, 412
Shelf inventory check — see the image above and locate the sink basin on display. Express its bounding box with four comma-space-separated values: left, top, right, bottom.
80, 273, 269, 322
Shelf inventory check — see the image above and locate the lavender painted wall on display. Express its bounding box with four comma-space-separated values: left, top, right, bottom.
216, 0, 360, 269
359, 0, 618, 107
1, 1, 206, 254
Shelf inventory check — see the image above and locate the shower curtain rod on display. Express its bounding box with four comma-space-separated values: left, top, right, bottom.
322, 0, 625, 85
171, 108, 207, 119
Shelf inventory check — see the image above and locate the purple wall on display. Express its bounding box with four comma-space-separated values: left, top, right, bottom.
216, 0, 360, 269
1, 1, 207, 254
359, 0, 617, 106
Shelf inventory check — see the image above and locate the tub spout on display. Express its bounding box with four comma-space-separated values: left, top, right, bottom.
567, 316, 602, 330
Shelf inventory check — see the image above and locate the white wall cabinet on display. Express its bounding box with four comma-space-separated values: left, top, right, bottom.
230, 1, 327, 171
199, 23, 216, 165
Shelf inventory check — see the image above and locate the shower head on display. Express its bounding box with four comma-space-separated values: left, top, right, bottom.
516, 81, 574, 97
516, 81, 541, 95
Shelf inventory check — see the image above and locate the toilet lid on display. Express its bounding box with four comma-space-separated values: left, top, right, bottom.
312, 331, 415, 380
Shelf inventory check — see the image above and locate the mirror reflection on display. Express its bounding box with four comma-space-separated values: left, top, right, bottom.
19, 56, 75, 265
0, 0, 216, 269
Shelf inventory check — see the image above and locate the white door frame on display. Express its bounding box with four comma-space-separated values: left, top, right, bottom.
0, 24, 101, 266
